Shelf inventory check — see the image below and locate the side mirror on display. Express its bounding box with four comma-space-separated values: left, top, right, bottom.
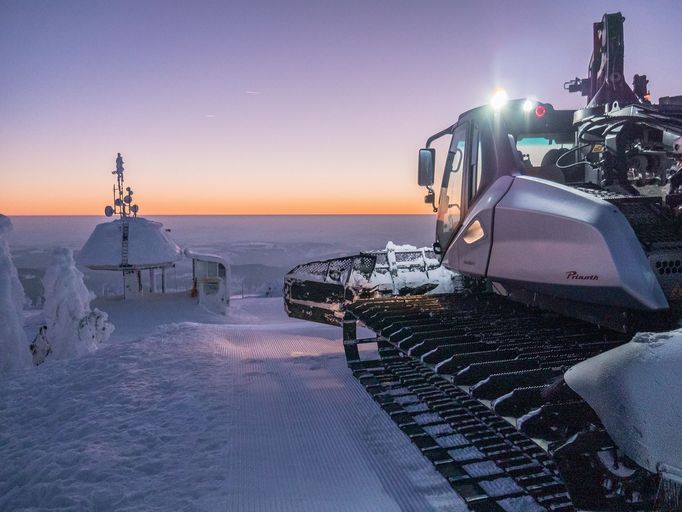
418, 148, 435, 187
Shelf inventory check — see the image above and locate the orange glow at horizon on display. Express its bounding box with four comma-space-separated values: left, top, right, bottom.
1, 147, 436, 216
0, 187, 433, 216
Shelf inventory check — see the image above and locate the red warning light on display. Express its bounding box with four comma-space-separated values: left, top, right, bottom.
535, 105, 547, 118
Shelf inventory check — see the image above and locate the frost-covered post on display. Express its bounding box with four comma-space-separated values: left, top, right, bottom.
0, 215, 31, 372
42, 248, 114, 358
342, 312, 359, 363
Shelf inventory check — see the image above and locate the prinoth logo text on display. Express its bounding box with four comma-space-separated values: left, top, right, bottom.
566, 271, 599, 281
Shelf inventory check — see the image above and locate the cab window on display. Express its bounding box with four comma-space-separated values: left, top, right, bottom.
437, 123, 468, 247
514, 133, 575, 184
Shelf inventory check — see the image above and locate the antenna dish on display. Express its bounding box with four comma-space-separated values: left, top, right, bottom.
104, 205, 114, 217
124, 195, 132, 204
115, 198, 122, 206
131, 204, 139, 213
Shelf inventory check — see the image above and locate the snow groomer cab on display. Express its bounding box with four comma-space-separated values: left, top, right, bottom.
418, 91, 682, 332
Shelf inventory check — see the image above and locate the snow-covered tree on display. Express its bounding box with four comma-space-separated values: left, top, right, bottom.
42, 248, 114, 358
0, 215, 31, 372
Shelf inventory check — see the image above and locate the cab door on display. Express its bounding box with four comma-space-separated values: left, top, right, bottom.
444, 119, 512, 277
436, 122, 469, 253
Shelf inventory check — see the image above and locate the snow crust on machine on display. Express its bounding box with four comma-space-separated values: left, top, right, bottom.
42, 248, 114, 359
347, 241, 457, 295
565, 331, 682, 478
0, 214, 31, 372
78, 217, 181, 269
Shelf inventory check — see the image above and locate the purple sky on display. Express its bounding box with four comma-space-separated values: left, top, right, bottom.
2, 0, 681, 214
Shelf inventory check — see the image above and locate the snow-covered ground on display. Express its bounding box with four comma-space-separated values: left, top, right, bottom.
1, 295, 466, 511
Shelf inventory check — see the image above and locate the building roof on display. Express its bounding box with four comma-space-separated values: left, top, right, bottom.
184, 248, 228, 266
78, 217, 182, 270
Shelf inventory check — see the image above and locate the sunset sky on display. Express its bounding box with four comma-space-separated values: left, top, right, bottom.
2, 0, 681, 215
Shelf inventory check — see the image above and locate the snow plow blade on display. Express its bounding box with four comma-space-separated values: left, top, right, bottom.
283, 244, 457, 326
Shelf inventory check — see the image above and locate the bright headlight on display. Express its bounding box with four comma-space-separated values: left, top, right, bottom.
491, 89, 509, 110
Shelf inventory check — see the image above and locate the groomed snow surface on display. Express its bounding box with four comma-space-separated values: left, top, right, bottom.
1, 296, 466, 511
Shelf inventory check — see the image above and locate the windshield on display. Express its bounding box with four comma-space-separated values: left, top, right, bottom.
512, 133, 579, 184
517, 136, 569, 166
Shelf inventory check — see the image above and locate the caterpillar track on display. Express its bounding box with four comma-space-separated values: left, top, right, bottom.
342, 293, 660, 511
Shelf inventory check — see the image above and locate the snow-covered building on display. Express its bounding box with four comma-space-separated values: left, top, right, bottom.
186, 249, 230, 315
77, 154, 182, 298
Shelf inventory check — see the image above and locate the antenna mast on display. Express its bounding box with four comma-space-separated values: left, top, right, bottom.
104, 153, 139, 218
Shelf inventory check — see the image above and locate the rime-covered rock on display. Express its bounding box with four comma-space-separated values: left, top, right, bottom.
29, 325, 51, 365
42, 248, 114, 358
0, 214, 31, 372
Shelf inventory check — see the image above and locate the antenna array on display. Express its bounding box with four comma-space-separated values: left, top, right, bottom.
104, 153, 139, 218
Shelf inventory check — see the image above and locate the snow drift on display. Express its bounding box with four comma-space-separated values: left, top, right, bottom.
0, 214, 30, 372
42, 248, 114, 359
566, 331, 682, 480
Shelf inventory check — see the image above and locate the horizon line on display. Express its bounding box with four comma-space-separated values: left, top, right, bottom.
6, 212, 435, 218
